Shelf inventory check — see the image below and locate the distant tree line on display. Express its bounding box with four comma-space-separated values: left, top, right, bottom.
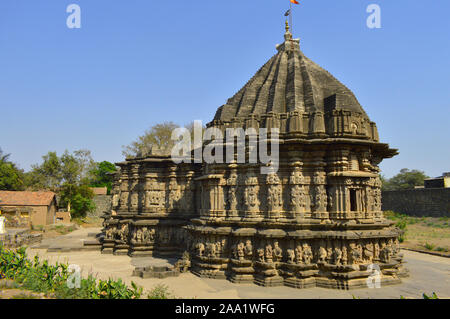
381, 168, 429, 191
0, 148, 117, 218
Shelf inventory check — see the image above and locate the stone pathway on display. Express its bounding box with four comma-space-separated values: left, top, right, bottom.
26, 229, 450, 299
31, 227, 102, 252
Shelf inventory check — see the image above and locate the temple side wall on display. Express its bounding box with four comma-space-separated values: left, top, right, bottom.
382, 188, 450, 217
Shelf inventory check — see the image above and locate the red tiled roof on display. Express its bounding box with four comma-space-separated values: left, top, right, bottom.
0, 191, 56, 207
90, 187, 107, 195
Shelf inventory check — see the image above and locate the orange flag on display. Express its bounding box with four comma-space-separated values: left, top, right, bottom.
290, 0, 300, 4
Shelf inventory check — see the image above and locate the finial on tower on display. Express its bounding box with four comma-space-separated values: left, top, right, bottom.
285, 20, 290, 33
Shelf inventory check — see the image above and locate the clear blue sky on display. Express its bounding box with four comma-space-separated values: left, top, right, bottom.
1, 0, 449, 178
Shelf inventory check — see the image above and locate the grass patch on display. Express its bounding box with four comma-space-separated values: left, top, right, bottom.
384, 212, 450, 253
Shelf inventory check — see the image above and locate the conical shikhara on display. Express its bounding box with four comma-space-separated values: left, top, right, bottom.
102, 26, 408, 289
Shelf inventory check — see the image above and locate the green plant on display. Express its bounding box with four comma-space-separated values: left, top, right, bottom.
423, 292, 439, 299
0, 246, 143, 299
147, 284, 173, 299
424, 243, 435, 251
95, 278, 143, 299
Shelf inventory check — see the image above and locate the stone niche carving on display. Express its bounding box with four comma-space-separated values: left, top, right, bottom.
102, 26, 406, 289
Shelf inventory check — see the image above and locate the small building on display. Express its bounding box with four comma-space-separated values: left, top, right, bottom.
91, 187, 108, 195
0, 191, 57, 228
424, 172, 450, 188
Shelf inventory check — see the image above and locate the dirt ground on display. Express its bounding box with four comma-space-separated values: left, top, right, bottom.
387, 214, 450, 256
30, 217, 103, 240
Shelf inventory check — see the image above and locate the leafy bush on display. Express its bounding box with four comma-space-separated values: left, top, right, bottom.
424, 243, 435, 251
0, 245, 142, 299
147, 284, 173, 299
423, 292, 439, 299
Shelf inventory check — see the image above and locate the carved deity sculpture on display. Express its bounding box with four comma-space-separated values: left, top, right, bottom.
196, 242, 205, 257
349, 243, 362, 264
295, 245, 303, 264
326, 247, 333, 264
302, 243, 313, 264
341, 246, 348, 265
257, 248, 265, 262
227, 187, 238, 211
312, 186, 327, 212
333, 247, 342, 265
380, 243, 391, 263
244, 240, 253, 258
265, 244, 274, 263
290, 185, 307, 212
206, 243, 217, 258
236, 242, 245, 260
318, 246, 327, 263
273, 241, 283, 262
267, 185, 283, 212
287, 249, 295, 264
244, 186, 260, 212
363, 242, 374, 262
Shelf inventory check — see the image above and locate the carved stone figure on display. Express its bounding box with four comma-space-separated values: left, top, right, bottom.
374, 242, 380, 260
118, 224, 129, 241
206, 243, 217, 258
333, 247, 342, 265
267, 185, 283, 212
244, 240, 253, 258
287, 249, 295, 264
237, 242, 245, 260
196, 243, 205, 257
227, 187, 238, 211
341, 246, 348, 265
265, 244, 274, 263
295, 245, 303, 264
257, 248, 265, 263
290, 185, 307, 212
302, 243, 313, 264
326, 247, 333, 264
318, 246, 327, 263
363, 242, 374, 262
244, 186, 260, 212
312, 186, 327, 212
273, 241, 282, 262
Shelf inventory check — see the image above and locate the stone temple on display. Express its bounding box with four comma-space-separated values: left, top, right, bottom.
102, 23, 408, 289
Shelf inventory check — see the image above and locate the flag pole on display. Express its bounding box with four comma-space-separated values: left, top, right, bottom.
289, 1, 293, 34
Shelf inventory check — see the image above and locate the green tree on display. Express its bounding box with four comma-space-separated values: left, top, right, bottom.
89, 161, 117, 193
382, 168, 429, 191
60, 183, 95, 218
122, 121, 205, 158
27, 150, 95, 191
0, 162, 24, 190
122, 121, 179, 158
0, 148, 25, 190
29, 151, 62, 191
